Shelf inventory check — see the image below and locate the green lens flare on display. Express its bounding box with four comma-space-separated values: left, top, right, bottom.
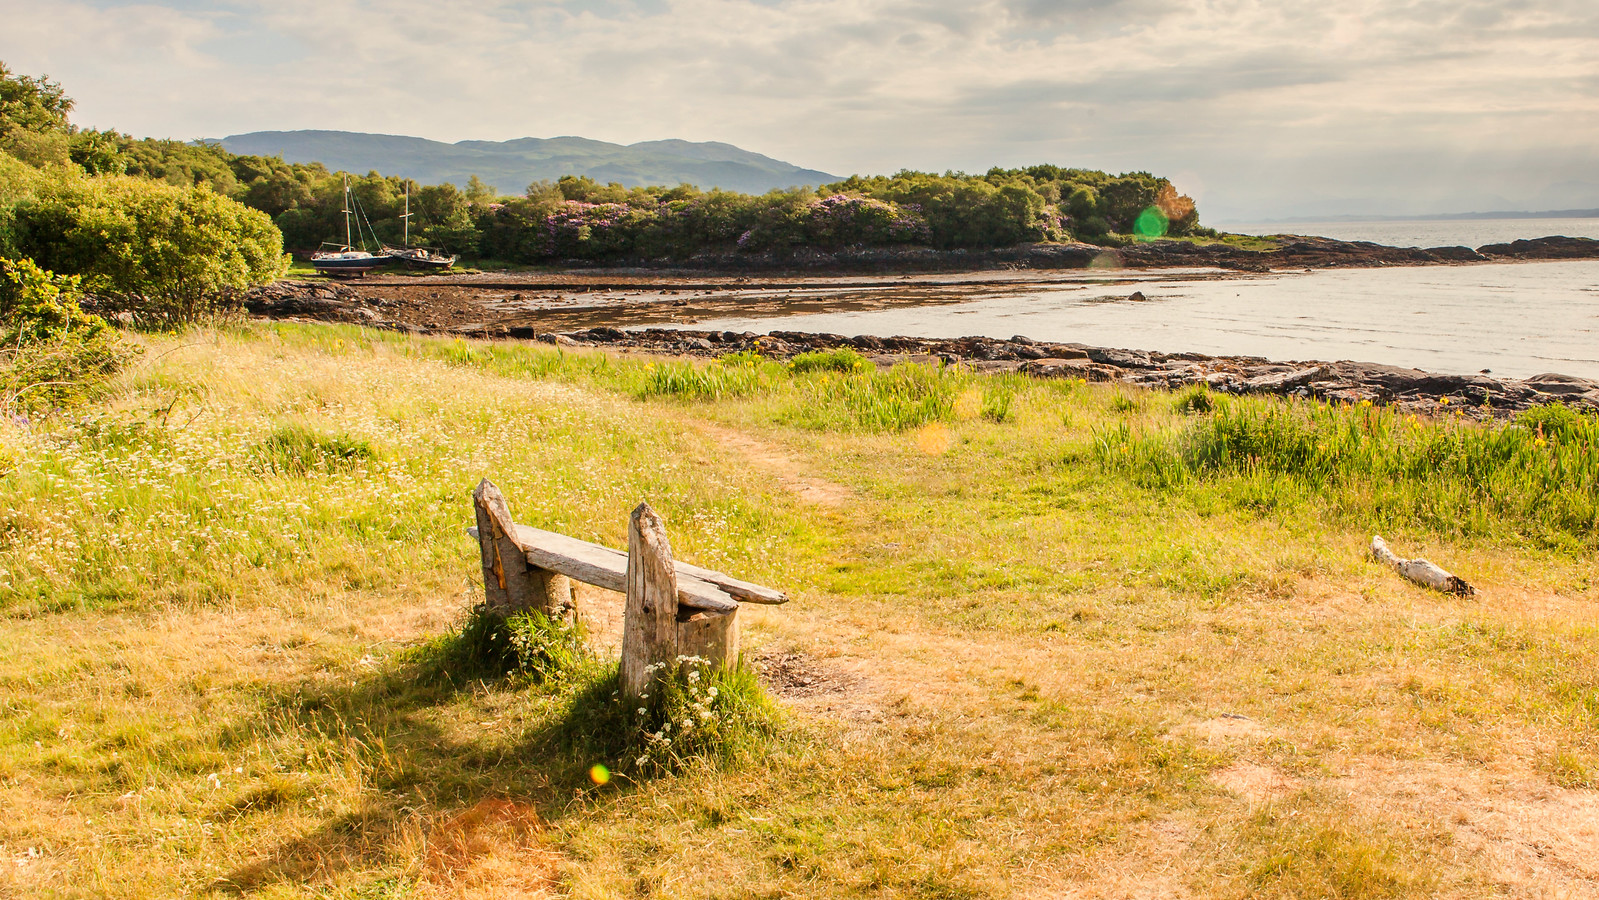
589, 764, 611, 785
1133, 206, 1169, 240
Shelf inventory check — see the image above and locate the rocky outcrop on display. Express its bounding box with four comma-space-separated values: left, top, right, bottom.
1476, 236, 1599, 260
244, 281, 397, 325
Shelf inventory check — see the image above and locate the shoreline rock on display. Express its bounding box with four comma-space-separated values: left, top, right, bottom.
427, 233, 1597, 274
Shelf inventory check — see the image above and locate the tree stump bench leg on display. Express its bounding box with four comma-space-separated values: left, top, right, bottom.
473, 479, 574, 619
620, 502, 741, 700
622, 502, 681, 700
678, 607, 739, 669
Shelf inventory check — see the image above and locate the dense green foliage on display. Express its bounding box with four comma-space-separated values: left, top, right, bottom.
0, 62, 74, 167
4, 170, 288, 323
54, 138, 1203, 262
0, 257, 135, 413
0, 64, 289, 323
2, 59, 1203, 267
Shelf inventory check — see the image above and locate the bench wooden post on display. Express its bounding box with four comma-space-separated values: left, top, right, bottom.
622, 502, 683, 700
472, 479, 574, 620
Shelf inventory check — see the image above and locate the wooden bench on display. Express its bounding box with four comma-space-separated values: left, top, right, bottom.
471, 479, 786, 698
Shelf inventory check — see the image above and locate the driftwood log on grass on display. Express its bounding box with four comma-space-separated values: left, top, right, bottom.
1370, 535, 1475, 596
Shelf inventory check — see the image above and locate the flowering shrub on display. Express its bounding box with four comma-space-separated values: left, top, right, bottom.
540, 200, 645, 258
801, 194, 930, 247
615, 656, 780, 777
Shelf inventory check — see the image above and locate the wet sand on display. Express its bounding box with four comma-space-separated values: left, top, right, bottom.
256, 267, 1260, 335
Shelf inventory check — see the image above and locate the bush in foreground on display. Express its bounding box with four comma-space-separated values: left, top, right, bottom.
0, 257, 134, 413
5, 169, 287, 325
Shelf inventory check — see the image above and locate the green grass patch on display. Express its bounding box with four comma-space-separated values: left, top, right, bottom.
410, 604, 593, 686
542, 657, 782, 781
639, 351, 778, 401
1095, 396, 1599, 550
789, 347, 874, 375
782, 362, 970, 431
253, 424, 378, 476
409, 604, 781, 783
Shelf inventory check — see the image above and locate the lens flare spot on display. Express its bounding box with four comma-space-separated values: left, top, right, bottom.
588, 764, 610, 785
1133, 206, 1169, 241
1088, 251, 1122, 269
915, 422, 951, 455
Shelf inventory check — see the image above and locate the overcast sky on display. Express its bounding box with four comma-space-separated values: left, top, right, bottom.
2, 0, 1596, 220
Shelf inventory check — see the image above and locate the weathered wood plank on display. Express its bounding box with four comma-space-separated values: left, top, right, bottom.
505, 523, 740, 612
622, 502, 679, 700
470, 524, 738, 612
672, 560, 787, 605
471, 495, 510, 612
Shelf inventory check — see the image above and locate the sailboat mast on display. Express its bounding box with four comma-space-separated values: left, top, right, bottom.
343, 174, 352, 248
404, 185, 410, 247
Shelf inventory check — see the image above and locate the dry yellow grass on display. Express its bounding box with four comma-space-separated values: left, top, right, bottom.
1, 324, 1595, 898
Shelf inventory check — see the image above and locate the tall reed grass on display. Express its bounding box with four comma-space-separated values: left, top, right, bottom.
781, 362, 969, 432
1095, 396, 1599, 549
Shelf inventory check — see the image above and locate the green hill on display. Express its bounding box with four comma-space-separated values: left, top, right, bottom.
215, 130, 839, 195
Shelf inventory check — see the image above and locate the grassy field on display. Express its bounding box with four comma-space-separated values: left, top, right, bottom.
2, 325, 1596, 898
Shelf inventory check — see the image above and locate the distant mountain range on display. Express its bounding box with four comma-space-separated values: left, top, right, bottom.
214, 130, 839, 195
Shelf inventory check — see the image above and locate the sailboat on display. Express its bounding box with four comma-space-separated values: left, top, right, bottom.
310, 175, 388, 277
381, 185, 458, 270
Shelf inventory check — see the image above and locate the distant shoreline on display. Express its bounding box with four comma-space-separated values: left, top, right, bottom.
1223, 209, 1599, 225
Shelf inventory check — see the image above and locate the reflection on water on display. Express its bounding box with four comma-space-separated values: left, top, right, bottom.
666, 260, 1599, 380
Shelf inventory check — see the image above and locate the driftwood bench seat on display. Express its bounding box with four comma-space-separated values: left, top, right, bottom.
470, 478, 787, 698
468, 520, 786, 613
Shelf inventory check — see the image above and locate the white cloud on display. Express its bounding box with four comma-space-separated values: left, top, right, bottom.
2, 0, 1595, 217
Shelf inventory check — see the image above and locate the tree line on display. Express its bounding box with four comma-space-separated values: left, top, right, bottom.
1, 58, 1206, 412
6, 60, 1204, 264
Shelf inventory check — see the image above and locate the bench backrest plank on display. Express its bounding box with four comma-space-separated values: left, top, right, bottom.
506, 524, 739, 613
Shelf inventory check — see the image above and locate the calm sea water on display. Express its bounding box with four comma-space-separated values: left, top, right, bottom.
671, 219, 1599, 380
1225, 217, 1599, 248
